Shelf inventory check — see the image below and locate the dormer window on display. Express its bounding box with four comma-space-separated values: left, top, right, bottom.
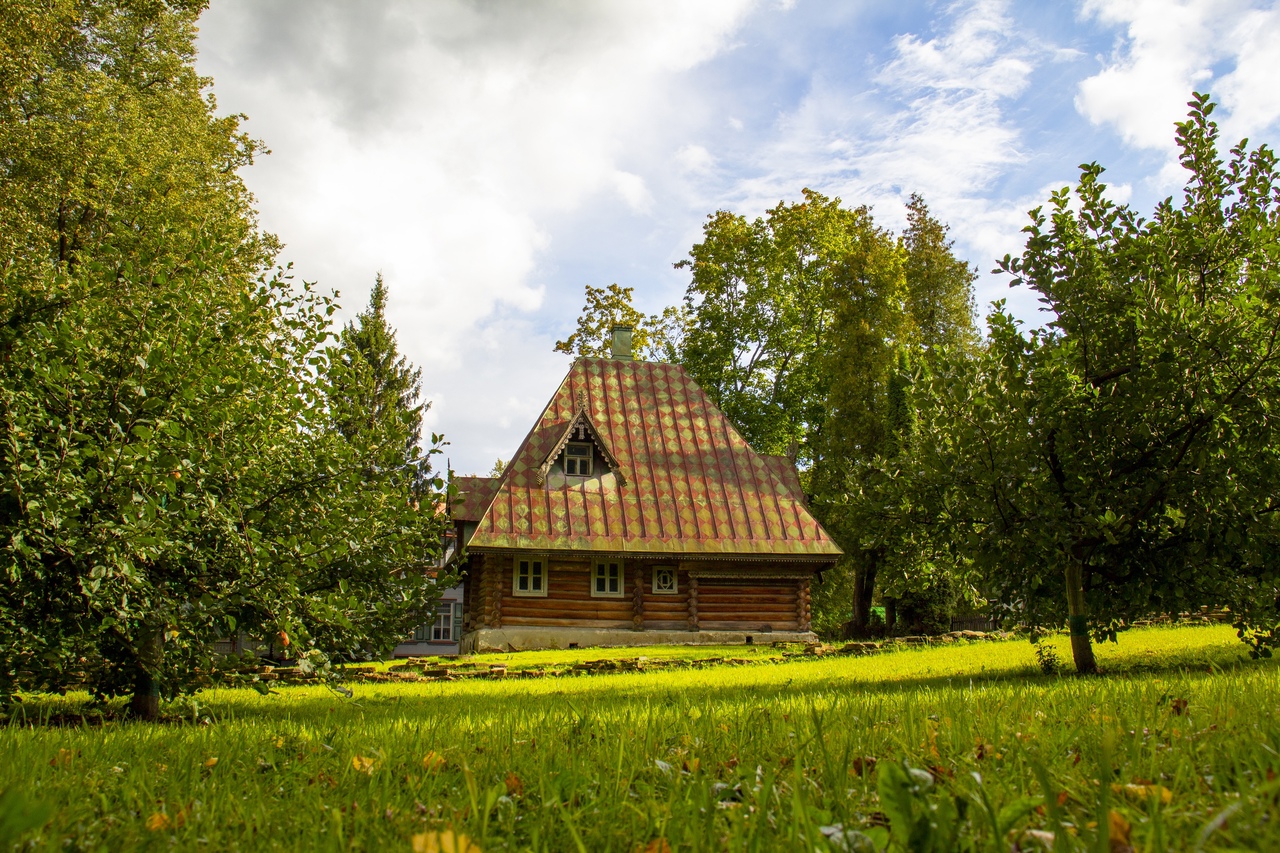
563, 442, 593, 477
537, 410, 626, 487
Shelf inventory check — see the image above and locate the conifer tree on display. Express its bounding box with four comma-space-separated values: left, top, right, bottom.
330, 274, 426, 463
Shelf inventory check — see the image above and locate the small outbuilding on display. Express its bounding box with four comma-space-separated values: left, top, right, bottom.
452, 328, 841, 652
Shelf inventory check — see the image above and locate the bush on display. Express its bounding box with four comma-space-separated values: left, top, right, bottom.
890, 574, 959, 636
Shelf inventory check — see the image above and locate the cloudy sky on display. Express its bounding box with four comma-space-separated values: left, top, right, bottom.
195, 0, 1280, 476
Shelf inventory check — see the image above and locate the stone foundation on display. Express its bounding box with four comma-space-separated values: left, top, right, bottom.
460, 626, 819, 654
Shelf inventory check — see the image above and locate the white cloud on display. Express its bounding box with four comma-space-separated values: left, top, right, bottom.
1216, 8, 1280, 134
1075, 0, 1280, 165
675, 144, 716, 174
196, 0, 754, 472
611, 171, 655, 214
717, 0, 1051, 317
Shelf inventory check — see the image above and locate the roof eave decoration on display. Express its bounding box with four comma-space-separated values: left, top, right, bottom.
536, 400, 627, 487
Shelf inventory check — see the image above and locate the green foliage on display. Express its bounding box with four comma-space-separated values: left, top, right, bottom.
674, 189, 879, 464
659, 191, 977, 639
0, 626, 1274, 850
808, 197, 977, 637
921, 94, 1280, 671
553, 283, 683, 361
1034, 641, 1064, 676
0, 0, 450, 713
876, 760, 966, 852
891, 572, 959, 637
329, 274, 426, 459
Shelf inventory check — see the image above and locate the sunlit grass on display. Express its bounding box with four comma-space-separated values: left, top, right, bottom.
3, 624, 1275, 851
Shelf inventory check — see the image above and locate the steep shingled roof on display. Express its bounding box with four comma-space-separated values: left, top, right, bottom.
466, 358, 842, 559
760, 455, 807, 507
452, 475, 500, 522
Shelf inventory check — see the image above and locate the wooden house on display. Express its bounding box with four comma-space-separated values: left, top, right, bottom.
452, 328, 841, 652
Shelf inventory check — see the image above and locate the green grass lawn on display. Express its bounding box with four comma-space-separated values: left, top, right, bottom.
3, 625, 1277, 851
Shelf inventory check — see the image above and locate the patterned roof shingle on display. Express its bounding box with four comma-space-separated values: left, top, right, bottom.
466, 358, 842, 559
452, 475, 499, 522
760, 455, 807, 507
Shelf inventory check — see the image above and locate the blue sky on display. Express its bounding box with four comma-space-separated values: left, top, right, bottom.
195, 0, 1280, 476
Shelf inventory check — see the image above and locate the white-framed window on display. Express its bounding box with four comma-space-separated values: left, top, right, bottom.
514, 557, 547, 596
593, 560, 624, 597
412, 601, 462, 642
652, 565, 678, 595
431, 608, 452, 641
563, 442, 593, 476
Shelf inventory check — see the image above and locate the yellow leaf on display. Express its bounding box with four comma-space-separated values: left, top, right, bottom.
411, 829, 482, 853
146, 812, 171, 832
1108, 810, 1132, 852
352, 755, 375, 775
273, 736, 285, 749
422, 750, 445, 771
203, 757, 218, 768
1111, 783, 1173, 804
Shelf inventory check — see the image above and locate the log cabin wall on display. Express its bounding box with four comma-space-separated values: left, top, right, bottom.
498, 556, 635, 630
461, 552, 480, 631
636, 567, 692, 630
472, 556, 698, 631
693, 577, 801, 632
466, 552, 816, 635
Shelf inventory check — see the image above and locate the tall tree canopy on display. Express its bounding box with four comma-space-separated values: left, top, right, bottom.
0, 0, 449, 717
554, 283, 682, 362
808, 195, 978, 637
673, 190, 872, 466
925, 94, 1280, 672
329, 274, 426, 459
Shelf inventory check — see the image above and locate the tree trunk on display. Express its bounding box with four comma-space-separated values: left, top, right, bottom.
1064, 557, 1098, 674
849, 554, 880, 639
129, 626, 164, 720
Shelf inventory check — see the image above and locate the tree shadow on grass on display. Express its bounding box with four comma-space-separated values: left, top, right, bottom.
5, 630, 1268, 728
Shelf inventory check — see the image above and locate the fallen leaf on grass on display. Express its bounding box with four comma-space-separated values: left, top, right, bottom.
1111, 783, 1173, 804
411, 829, 481, 853
49, 749, 75, 767
504, 771, 523, 796
636, 840, 672, 853
1108, 810, 1133, 853
145, 812, 171, 832
203, 757, 218, 768
422, 751, 445, 772
352, 755, 375, 775
849, 757, 877, 777
1170, 698, 1188, 716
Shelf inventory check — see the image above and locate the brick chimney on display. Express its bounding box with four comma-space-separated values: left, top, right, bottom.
610, 325, 633, 360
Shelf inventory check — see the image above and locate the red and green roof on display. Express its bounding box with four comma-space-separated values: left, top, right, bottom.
452, 475, 500, 522
463, 358, 842, 560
